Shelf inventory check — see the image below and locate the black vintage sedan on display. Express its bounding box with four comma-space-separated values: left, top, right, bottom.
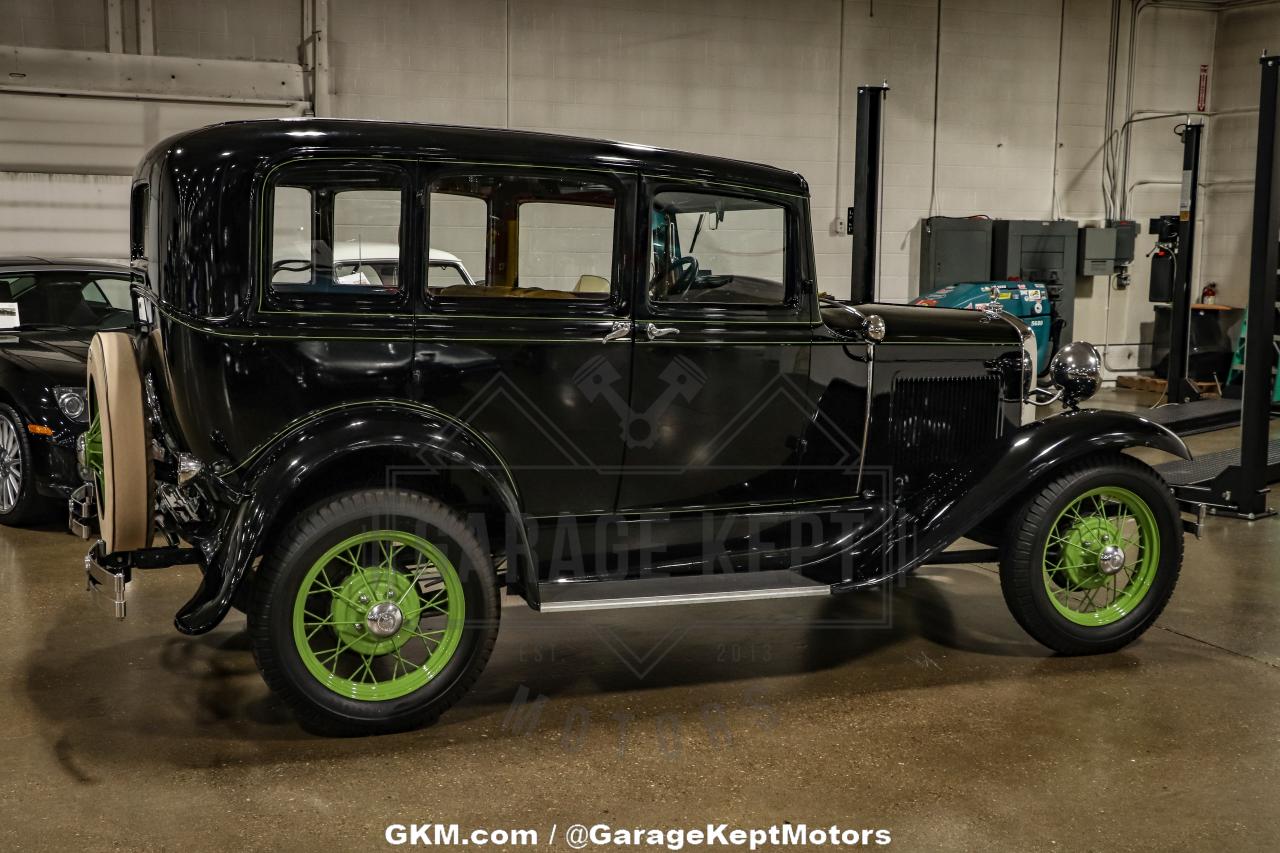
74, 120, 1194, 736
0, 258, 136, 524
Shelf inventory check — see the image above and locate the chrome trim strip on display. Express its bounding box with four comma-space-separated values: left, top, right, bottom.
855, 342, 875, 494
539, 583, 831, 612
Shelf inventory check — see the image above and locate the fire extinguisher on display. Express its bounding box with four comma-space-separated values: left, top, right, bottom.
1199, 282, 1217, 305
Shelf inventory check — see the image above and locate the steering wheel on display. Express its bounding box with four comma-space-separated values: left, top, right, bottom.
272, 259, 312, 274
669, 255, 700, 295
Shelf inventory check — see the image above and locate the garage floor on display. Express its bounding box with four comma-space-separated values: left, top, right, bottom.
2, 391, 1278, 852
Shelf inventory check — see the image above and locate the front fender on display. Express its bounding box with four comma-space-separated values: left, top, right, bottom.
173, 402, 528, 635
836, 408, 1190, 588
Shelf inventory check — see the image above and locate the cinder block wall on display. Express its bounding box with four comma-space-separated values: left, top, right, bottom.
1, 0, 1273, 367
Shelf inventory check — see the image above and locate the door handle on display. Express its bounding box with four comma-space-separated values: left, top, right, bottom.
645, 323, 680, 340
602, 321, 631, 343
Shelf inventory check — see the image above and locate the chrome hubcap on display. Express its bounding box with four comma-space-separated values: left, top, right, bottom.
0, 418, 21, 513
1099, 544, 1127, 575
365, 601, 405, 638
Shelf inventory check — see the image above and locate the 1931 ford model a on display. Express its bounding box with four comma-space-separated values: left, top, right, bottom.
73, 119, 1193, 736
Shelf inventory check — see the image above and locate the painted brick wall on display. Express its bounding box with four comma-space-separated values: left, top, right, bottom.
0, 0, 107, 51
154, 0, 301, 62
0, 0, 1247, 366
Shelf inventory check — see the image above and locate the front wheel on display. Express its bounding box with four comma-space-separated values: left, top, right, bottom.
0, 403, 57, 525
249, 489, 499, 736
1000, 454, 1182, 655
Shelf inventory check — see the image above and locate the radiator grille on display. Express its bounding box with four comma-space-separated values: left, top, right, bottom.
889, 375, 1001, 488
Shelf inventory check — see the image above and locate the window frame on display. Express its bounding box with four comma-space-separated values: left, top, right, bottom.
258, 159, 415, 316
422, 165, 634, 319
640, 179, 809, 323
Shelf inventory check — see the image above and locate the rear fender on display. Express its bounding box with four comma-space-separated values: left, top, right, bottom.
173, 402, 528, 635
836, 408, 1190, 588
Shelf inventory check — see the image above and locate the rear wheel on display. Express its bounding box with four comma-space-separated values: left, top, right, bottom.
248, 489, 499, 736
1000, 454, 1182, 655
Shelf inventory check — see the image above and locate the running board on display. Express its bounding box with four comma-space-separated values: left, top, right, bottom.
537, 571, 831, 612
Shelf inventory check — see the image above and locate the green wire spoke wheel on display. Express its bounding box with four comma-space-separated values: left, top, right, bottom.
1000, 455, 1182, 656
1040, 486, 1160, 626
84, 408, 105, 512
292, 530, 466, 701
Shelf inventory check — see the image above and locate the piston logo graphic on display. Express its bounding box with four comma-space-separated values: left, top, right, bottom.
574, 354, 706, 448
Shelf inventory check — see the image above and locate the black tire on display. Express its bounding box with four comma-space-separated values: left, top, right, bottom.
1000, 453, 1182, 655
0, 403, 58, 526
248, 489, 500, 736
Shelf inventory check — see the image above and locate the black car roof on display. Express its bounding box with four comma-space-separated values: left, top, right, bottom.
143, 118, 810, 197
0, 257, 132, 273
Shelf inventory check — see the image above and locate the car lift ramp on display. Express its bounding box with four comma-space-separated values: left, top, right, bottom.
1144, 397, 1243, 437
1157, 438, 1280, 519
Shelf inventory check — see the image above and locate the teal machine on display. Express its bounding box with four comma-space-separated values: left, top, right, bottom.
912, 282, 1054, 374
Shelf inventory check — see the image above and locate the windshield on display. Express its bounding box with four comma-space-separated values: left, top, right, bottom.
0, 271, 135, 331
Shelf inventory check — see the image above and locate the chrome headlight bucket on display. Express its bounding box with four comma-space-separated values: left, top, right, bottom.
53, 386, 89, 423
1049, 342, 1102, 408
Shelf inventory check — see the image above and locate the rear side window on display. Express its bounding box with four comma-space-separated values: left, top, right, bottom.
427, 171, 619, 303
264, 162, 409, 309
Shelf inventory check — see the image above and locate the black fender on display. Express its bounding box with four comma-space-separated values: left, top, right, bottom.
173, 402, 530, 635
834, 408, 1191, 590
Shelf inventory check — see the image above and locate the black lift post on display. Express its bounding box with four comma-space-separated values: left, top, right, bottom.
1167, 120, 1204, 405
1158, 53, 1280, 519
850, 84, 889, 305
1144, 117, 1244, 437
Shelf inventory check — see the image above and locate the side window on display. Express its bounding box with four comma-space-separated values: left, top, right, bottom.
517, 202, 614, 294
649, 190, 788, 306
82, 276, 133, 310
427, 172, 616, 302
265, 164, 408, 305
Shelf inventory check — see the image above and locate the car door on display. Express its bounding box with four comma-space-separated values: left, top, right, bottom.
615, 179, 815, 557
413, 164, 638, 569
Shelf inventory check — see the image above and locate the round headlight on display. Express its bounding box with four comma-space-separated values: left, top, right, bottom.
864, 314, 886, 342
1049, 342, 1101, 408
54, 387, 89, 423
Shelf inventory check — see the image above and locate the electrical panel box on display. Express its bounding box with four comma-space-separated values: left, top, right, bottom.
991, 220, 1079, 285
1108, 219, 1138, 266
1079, 227, 1119, 276
918, 217, 992, 294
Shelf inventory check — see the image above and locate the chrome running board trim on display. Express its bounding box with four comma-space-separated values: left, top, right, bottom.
537, 572, 831, 612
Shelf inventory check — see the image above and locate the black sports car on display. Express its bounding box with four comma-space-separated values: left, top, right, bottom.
0, 258, 136, 524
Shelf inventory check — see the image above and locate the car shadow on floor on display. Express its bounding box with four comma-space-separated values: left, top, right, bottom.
21, 570, 1144, 770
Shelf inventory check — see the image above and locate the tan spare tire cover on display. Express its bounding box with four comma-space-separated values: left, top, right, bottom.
86, 332, 153, 553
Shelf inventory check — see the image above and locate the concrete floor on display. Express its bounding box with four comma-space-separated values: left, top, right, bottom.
2, 392, 1279, 851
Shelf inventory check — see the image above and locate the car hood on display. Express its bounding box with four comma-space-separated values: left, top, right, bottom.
0, 331, 92, 384
821, 301, 1027, 346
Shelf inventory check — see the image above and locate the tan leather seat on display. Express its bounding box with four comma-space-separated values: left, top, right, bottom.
433, 284, 577, 300
573, 275, 610, 294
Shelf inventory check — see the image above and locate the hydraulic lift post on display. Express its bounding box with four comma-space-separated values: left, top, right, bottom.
1167, 120, 1204, 405
1222, 54, 1280, 517
1160, 53, 1280, 518
850, 84, 889, 305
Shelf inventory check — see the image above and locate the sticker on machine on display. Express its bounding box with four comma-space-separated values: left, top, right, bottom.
0, 302, 19, 329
